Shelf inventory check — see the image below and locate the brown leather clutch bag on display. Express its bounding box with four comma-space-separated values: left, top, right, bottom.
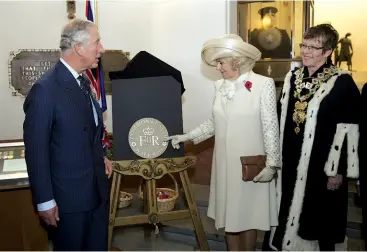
240, 155, 266, 181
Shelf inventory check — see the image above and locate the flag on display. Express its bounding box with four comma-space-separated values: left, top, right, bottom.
85, 0, 107, 113
86, 0, 109, 153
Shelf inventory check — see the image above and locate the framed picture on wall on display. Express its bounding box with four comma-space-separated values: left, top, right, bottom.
237, 1, 313, 88
239, 1, 293, 59
309, 1, 314, 27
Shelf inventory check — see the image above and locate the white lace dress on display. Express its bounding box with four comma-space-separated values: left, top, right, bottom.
188, 71, 281, 232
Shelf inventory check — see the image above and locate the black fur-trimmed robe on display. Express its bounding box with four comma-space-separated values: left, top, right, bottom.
359, 83, 367, 249
269, 64, 360, 251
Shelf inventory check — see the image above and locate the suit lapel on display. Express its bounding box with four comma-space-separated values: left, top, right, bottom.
55, 61, 97, 144
55, 61, 88, 112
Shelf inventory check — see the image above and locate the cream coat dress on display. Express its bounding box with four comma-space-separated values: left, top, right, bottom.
188, 71, 281, 232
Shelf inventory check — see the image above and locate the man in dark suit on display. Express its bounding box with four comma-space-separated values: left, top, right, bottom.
23, 18, 112, 250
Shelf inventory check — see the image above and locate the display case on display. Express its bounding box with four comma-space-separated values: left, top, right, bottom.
238, 0, 314, 95
0, 141, 48, 250
0, 141, 29, 189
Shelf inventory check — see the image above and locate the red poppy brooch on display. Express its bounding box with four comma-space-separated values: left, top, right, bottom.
244, 81, 252, 92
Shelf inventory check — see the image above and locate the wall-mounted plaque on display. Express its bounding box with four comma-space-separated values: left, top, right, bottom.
8, 49, 59, 97
8, 49, 130, 97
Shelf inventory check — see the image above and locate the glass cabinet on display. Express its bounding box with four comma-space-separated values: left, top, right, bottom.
0, 141, 48, 250
0, 142, 28, 189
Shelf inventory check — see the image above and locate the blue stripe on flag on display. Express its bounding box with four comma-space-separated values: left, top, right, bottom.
86, 0, 94, 22
98, 60, 107, 112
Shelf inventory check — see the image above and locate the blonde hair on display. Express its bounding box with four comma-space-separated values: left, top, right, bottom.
222, 56, 256, 74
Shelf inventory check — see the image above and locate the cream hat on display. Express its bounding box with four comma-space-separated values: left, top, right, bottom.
201, 34, 261, 66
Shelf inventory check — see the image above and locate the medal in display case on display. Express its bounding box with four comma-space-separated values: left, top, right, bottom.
0, 141, 28, 188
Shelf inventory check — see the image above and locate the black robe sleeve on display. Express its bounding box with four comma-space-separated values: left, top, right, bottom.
359, 83, 367, 248
359, 84, 367, 178
323, 74, 360, 178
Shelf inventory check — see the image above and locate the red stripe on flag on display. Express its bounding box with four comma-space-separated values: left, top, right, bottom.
85, 69, 101, 99
85, 1, 89, 17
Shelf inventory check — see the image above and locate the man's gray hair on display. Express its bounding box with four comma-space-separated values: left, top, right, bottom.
59, 19, 96, 54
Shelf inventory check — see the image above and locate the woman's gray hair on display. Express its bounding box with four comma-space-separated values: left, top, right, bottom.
223, 56, 256, 74
59, 19, 96, 55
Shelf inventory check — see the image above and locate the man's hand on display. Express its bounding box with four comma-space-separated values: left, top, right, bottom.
327, 174, 343, 190
39, 206, 59, 227
104, 157, 113, 178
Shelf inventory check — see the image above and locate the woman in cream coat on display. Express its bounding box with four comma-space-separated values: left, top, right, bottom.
167, 34, 281, 251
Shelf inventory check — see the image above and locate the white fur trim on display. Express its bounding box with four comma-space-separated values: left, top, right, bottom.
324, 123, 359, 178
270, 69, 349, 251
324, 124, 348, 176
279, 71, 293, 164
335, 236, 348, 251
347, 124, 359, 178
268, 71, 292, 251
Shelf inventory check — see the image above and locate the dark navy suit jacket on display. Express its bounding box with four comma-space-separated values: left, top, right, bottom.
23, 61, 109, 214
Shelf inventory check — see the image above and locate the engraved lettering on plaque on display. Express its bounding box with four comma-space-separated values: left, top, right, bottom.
8, 49, 59, 97
8, 49, 130, 97
128, 118, 169, 159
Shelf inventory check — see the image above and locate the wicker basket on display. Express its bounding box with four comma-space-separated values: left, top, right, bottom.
138, 173, 178, 212
118, 191, 133, 209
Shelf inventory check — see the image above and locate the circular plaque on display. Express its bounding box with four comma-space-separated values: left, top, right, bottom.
128, 118, 169, 159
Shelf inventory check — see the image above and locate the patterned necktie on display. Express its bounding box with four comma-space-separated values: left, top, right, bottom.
77, 75, 94, 115
78, 75, 91, 97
